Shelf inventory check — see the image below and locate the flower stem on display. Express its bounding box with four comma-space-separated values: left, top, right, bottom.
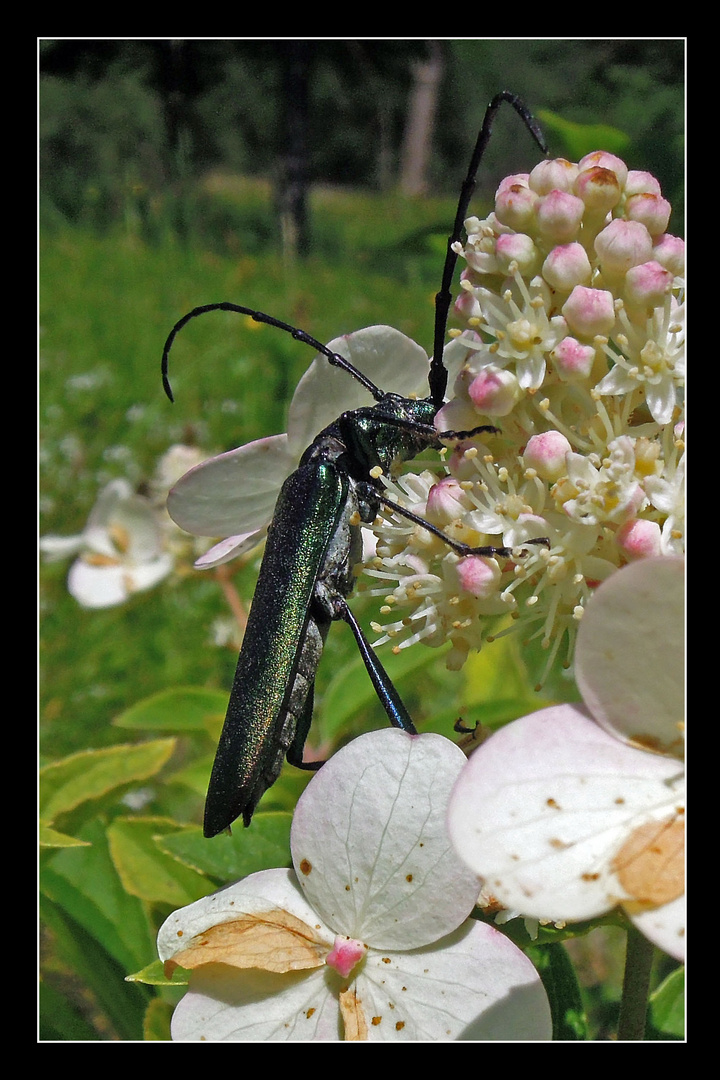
617, 926, 654, 1040
214, 565, 248, 636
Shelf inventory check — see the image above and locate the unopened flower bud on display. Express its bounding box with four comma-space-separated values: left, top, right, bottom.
495, 182, 539, 232
496, 173, 530, 195
495, 232, 540, 276
550, 336, 596, 381
455, 555, 501, 599
426, 476, 470, 525
575, 166, 623, 213
523, 430, 572, 481
578, 151, 628, 188
625, 192, 672, 236
615, 518, 662, 560
468, 367, 520, 416
624, 260, 674, 308
562, 286, 616, 338
542, 242, 592, 291
651, 234, 685, 277
529, 158, 578, 195
624, 170, 662, 197
536, 190, 585, 243
595, 218, 653, 274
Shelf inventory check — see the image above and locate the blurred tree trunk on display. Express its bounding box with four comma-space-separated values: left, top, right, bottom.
400, 42, 444, 196
277, 42, 312, 258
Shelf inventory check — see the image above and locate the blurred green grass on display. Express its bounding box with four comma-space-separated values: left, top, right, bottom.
39, 180, 469, 761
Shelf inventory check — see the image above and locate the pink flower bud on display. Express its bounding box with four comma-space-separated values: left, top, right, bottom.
426, 476, 469, 525
651, 234, 685, 277
624, 260, 674, 308
495, 232, 540, 275
625, 192, 672, 236
550, 336, 596, 381
575, 166, 623, 214
562, 286, 616, 338
536, 190, 585, 243
624, 170, 662, 197
495, 182, 539, 232
615, 518, 662, 560
529, 157, 578, 194
496, 173, 530, 195
467, 367, 520, 416
542, 242, 592, 291
594, 218, 653, 274
456, 555, 501, 599
578, 151, 628, 188
523, 430, 572, 481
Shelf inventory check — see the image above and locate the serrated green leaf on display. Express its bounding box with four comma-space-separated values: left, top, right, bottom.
40, 738, 176, 823
107, 816, 215, 906
159, 810, 293, 881
113, 686, 228, 734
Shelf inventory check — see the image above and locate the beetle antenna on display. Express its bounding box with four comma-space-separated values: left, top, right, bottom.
429, 92, 547, 409
161, 302, 385, 403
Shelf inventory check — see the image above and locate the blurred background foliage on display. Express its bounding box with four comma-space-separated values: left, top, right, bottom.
39, 39, 684, 1040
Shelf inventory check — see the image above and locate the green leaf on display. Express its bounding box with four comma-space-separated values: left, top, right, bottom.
159, 810, 293, 881
107, 816, 216, 906
40, 821, 91, 848
40, 738, 176, 823
127, 958, 188, 987
113, 686, 228, 734
320, 640, 445, 736
650, 965, 685, 1038
41, 894, 150, 1041
39, 979, 100, 1041
536, 109, 631, 160
143, 996, 175, 1040
41, 817, 157, 973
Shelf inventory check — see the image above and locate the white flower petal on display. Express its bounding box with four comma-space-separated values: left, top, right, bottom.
355, 920, 552, 1041
287, 326, 430, 455
194, 530, 268, 568
630, 894, 685, 962
159, 868, 339, 1041
448, 705, 683, 921
158, 868, 332, 963
575, 557, 684, 754
170, 965, 338, 1041
67, 553, 173, 608
39, 534, 85, 561
167, 434, 293, 537
290, 729, 480, 950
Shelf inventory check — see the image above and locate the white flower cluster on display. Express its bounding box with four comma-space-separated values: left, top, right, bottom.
365, 151, 684, 679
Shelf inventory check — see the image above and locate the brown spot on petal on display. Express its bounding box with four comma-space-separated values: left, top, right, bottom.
339, 988, 368, 1041
299, 859, 312, 876
613, 816, 685, 906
